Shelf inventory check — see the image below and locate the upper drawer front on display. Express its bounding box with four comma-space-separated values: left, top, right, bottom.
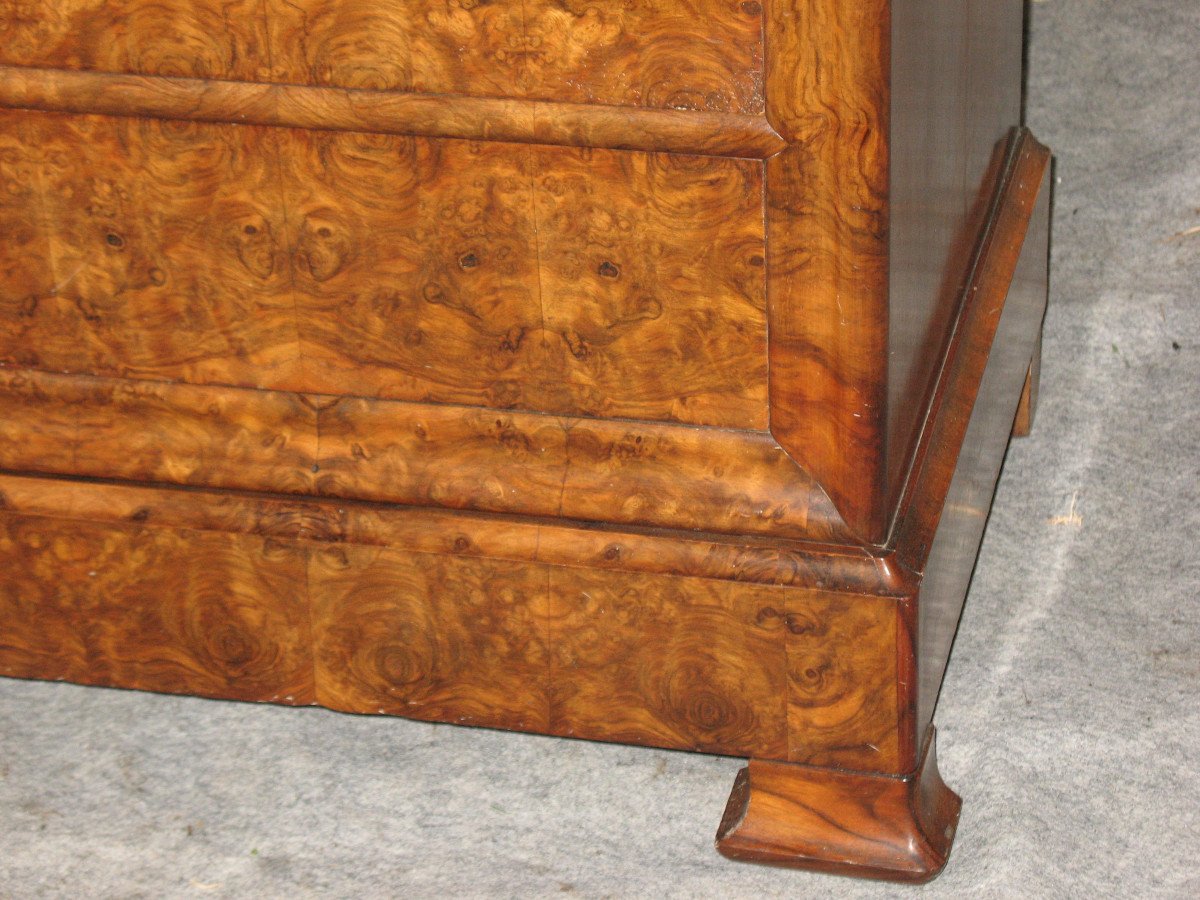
0, 108, 768, 429
0, 0, 764, 114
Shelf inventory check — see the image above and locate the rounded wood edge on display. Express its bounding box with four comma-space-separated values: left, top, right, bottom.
715, 728, 962, 883
0, 64, 786, 159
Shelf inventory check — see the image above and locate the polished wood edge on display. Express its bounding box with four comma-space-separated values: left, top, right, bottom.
0, 64, 787, 159
716, 727, 961, 883
892, 128, 1052, 567
885, 128, 1051, 761
0, 472, 893, 593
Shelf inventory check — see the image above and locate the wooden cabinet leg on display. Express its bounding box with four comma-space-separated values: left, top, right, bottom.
715, 728, 961, 883
1012, 331, 1042, 437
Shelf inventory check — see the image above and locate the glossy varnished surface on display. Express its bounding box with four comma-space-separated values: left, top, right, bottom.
0, 473, 894, 594
0, 0, 1048, 882
0, 513, 314, 703
0, 64, 787, 158
0, 368, 848, 541
716, 729, 961, 882
895, 135, 1053, 736
0, 110, 768, 429
0, 0, 763, 113
762, 0, 891, 542
0, 499, 901, 765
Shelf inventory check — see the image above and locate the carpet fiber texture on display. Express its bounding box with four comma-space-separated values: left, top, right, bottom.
2, 0, 1198, 896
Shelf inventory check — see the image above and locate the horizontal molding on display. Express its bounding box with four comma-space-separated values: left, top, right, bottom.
0, 65, 787, 159
0, 366, 850, 543
0, 473, 895, 593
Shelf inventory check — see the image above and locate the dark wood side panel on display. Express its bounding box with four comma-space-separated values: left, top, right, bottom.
890, 132, 1051, 742
0, 512, 314, 703
913, 147, 1051, 736
885, 0, 1025, 508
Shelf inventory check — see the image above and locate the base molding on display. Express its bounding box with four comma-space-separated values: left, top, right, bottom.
716, 729, 961, 883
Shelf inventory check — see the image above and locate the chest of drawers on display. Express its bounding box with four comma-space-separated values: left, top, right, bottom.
0, 0, 1049, 881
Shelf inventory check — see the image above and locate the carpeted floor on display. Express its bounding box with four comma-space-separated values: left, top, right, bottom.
2, 1, 1198, 896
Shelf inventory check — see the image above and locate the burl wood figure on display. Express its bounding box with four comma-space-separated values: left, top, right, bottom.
0, 0, 1050, 881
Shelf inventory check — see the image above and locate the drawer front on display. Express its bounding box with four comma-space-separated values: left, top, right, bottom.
0, 512, 314, 703
0, 487, 901, 770
0, 0, 764, 113
0, 108, 768, 429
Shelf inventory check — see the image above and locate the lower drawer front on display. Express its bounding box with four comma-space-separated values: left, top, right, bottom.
0, 503, 900, 769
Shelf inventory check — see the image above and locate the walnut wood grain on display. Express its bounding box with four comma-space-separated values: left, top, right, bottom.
0, 367, 848, 541
762, 0, 891, 543
0, 473, 893, 594
0, 368, 318, 495
0, 0, 1049, 882
0, 110, 302, 388
784, 593, 900, 771
0, 512, 313, 703
0, 65, 786, 159
547, 567, 789, 758
278, 130, 547, 410
0, 0, 267, 80
0, 110, 52, 345
1, 106, 772, 428
2, 0, 766, 116
315, 398, 846, 540
517, 0, 764, 113
310, 544, 551, 733
267, 0, 765, 114
716, 728, 960, 882
532, 147, 768, 427
0, 475, 901, 766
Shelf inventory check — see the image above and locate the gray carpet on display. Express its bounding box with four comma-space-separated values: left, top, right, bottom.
2, 0, 1198, 896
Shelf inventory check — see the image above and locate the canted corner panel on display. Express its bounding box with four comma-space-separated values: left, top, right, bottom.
761, 0, 892, 543
0, 109, 769, 431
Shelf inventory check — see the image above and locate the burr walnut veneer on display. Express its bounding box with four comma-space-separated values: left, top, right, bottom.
0, 0, 1050, 881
